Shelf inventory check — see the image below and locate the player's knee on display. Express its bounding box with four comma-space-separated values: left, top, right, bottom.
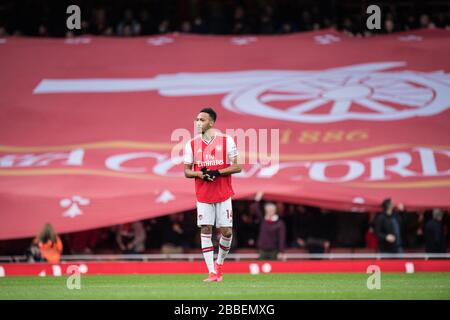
200, 225, 212, 234
221, 228, 232, 238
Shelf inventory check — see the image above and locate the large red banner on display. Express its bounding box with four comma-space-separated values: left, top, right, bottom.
0, 29, 449, 240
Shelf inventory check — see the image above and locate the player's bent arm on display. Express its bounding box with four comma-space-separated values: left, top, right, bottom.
218, 156, 242, 176
184, 163, 201, 179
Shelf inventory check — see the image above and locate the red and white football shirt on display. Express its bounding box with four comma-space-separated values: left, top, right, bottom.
184, 132, 238, 204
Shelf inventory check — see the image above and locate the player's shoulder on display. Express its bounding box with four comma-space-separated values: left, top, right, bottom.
216, 132, 235, 141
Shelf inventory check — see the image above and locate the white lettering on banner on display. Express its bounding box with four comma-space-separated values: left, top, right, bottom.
153, 156, 183, 177
310, 160, 365, 182
33, 62, 450, 123
170, 127, 279, 167
229, 128, 279, 166
415, 147, 450, 176
369, 152, 417, 181
253, 148, 450, 182
237, 164, 262, 178
0, 149, 84, 167
258, 162, 309, 179
1, 147, 448, 183
105, 152, 166, 173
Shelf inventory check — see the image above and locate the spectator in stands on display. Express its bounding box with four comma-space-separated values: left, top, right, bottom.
424, 209, 447, 253
0, 25, 8, 37
158, 19, 171, 33
384, 18, 396, 34
161, 213, 190, 253
282, 204, 296, 247
236, 202, 258, 247
335, 212, 368, 248
232, 6, 250, 34
403, 209, 424, 248
26, 223, 63, 263
237, 213, 258, 247
90, 8, 113, 36
375, 198, 404, 253
38, 24, 48, 36
3, 1, 450, 38
180, 21, 192, 33
310, 5, 325, 30
191, 17, 208, 34
434, 13, 449, 29
255, 192, 286, 260
288, 204, 311, 249
305, 207, 334, 253
365, 212, 378, 250
299, 10, 313, 31
259, 5, 275, 34
404, 15, 418, 30
207, 0, 228, 34
144, 218, 164, 249
419, 14, 431, 28
116, 9, 141, 36
139, 9, 156, 35
115, 221, 146, 253
67, 228, 108, 254
341, 17, 355, 35
278, 21, 295, 34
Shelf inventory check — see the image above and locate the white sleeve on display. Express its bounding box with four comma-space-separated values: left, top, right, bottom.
183, 141, 193, 164
226, 136, 239, 163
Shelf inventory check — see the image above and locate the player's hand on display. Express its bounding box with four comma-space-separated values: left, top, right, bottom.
255, 191, 264, 202
205, 169, 220, 179
200, 167, 214, 182
201, 167, 220, 181
386, 234, 396, 243
200, 172, 214, 181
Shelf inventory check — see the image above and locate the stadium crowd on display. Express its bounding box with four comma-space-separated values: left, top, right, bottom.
0, 0, 449, 38
0, 196, 448, 261
0, 0, 449, 261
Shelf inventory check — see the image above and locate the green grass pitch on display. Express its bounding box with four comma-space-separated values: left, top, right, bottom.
1, 273, 449, 300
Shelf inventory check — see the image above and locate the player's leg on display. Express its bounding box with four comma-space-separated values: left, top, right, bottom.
200, 224, 218, 282
217, 226, 232, 265
197, 201, 217, 282
215, 198, 233, 281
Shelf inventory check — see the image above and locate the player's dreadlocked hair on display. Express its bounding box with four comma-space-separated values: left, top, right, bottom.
200, 107, 217, 122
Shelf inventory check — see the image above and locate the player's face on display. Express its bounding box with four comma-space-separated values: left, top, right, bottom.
196, 112, 214, 134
